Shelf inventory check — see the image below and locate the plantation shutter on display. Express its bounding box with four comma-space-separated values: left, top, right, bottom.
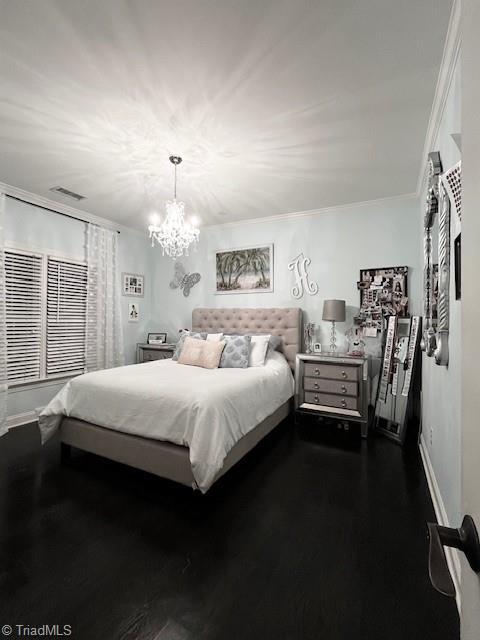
5, 251, 43, 382
47, 257, 87, 377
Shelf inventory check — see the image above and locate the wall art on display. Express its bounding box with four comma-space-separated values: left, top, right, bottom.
355, 266, 408, 332
215, 245, 273, 294
170, 261, 201, 297
288, 253, 319, 299
454, 233, 461, 300
128, 302, 140, 322
122, 272, 144, 297
442, 161, 461, 222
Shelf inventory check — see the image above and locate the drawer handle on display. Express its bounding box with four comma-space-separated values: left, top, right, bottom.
341, 370, 347, 379
314, 395, 319, 403
314, 368, 320, 376
314, 382, 319, 390
341, 399, 347, 408
341, 385, 347, 393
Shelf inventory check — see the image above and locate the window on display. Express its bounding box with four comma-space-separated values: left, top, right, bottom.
5, 249, 87, 384
4, 251, 43, 383
47, 257, 88, 378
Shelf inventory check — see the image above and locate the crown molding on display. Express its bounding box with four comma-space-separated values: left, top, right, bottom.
0, 181, 145, 237
204, 192, 418, 230
1, 180, 418, 235
416, 0, 461, 196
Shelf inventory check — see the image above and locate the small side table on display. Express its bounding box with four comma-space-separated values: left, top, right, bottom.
294, 352, 370, 437
137, 343, 175, 363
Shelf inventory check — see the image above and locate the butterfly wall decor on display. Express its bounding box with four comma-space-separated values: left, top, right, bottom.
169, 261, 201, 297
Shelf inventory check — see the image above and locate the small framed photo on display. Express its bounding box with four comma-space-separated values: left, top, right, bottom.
122, 272, 144, 297
313, 342, 322, 353
128, 302, 140, 322
148, 332, 167, 345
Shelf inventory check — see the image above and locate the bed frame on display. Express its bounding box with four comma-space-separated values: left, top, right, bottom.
60, 307, 302, 490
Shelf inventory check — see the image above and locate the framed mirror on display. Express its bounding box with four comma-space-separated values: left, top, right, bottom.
420, 151, 450, 366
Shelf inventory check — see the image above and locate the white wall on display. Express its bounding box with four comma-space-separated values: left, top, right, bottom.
150, 194, 422, 353
4, 197, 152, 419
461, 0, 480, 630
421, 52, 461, 527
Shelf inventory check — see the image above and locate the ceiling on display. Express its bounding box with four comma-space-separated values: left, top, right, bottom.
0, 0, 453, 229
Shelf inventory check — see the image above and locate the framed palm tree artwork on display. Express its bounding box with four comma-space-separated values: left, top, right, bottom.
215, 244, 274, 294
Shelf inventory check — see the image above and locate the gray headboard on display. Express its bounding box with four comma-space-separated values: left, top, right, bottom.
192, 307, 302, 370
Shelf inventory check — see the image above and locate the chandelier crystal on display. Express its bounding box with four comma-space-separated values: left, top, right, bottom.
148, 156, 199, 259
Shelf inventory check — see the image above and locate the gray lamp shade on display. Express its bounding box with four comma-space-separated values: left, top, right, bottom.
322, 299, 346, 322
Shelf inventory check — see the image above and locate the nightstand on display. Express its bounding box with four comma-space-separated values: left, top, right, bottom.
294, 353, 369, 437
136, 343, 175, 363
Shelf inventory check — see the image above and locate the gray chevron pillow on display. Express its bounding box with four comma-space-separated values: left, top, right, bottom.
219, 335, 252, 368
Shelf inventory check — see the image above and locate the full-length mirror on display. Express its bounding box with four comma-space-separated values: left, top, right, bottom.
421, 151, 450, 366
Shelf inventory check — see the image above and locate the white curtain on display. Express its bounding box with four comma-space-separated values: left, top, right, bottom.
0, 193, 7, 436
85, 223, 124, 372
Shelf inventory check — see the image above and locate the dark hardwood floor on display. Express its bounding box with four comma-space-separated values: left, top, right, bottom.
0, 419, 459, 640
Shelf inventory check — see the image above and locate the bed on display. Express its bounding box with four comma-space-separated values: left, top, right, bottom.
39, 307, 302, 492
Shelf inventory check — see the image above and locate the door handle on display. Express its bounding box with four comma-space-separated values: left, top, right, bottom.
427, 515, 480, 597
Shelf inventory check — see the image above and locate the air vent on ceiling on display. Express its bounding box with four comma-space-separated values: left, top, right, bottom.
49, 186, 86, 201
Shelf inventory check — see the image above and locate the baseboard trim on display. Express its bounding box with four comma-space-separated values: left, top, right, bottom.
419, 435, 461, 612
6, 409, 42, 430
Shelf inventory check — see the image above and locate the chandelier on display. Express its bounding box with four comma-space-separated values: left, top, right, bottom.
148, 156, 200, 258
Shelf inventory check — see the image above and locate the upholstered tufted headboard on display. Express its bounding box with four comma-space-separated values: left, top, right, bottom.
192, 308, 302, 370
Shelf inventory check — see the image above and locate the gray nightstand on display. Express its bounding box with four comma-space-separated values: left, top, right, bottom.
294, 353, 370, 437
137, 343, 175, 363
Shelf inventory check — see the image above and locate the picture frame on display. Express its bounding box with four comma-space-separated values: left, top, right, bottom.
313, 342, 322, 353
355, 266, 409, 331
122, 272, 145, 297
215, 244, 274, 294
128, 302, 140, 322
148, 332, 167, 345
454, 233, 461, 300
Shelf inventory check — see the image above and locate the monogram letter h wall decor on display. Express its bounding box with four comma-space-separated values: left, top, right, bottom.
288, 253, 319, 299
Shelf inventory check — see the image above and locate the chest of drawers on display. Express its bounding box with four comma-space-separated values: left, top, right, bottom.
137, 343, 175, 363
295, 353, 369, 437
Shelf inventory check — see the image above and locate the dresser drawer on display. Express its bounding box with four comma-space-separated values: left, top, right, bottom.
304, 391, 358, 411
304, 362, 359, 381
142, 349, 173, 362
303, 376, 357, 396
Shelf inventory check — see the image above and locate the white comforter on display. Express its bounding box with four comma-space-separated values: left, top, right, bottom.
38, 351, 294, 492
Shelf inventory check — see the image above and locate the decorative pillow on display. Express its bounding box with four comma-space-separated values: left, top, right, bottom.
225, 333, 282, 352
268, 335, 283, 351
172, 331, 206, 360
249, 334, 271, 367
177, 337, 225, 369
220, 335, 251, 368
206, 332, 224, 342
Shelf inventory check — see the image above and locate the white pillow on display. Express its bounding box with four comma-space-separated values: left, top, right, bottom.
206, 332, 224, 342
248, 334, 271, 367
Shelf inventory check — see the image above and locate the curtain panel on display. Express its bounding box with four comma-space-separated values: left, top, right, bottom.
85, 224, 124, 372
0, 193, 7, 436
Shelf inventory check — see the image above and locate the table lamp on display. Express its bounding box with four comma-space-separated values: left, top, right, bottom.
322, 299, 346, 352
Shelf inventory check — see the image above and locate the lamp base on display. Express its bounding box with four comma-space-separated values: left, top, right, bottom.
329, 321, 337, 352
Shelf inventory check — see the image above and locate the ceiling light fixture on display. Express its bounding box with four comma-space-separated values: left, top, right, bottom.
148, 156, 199, 258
